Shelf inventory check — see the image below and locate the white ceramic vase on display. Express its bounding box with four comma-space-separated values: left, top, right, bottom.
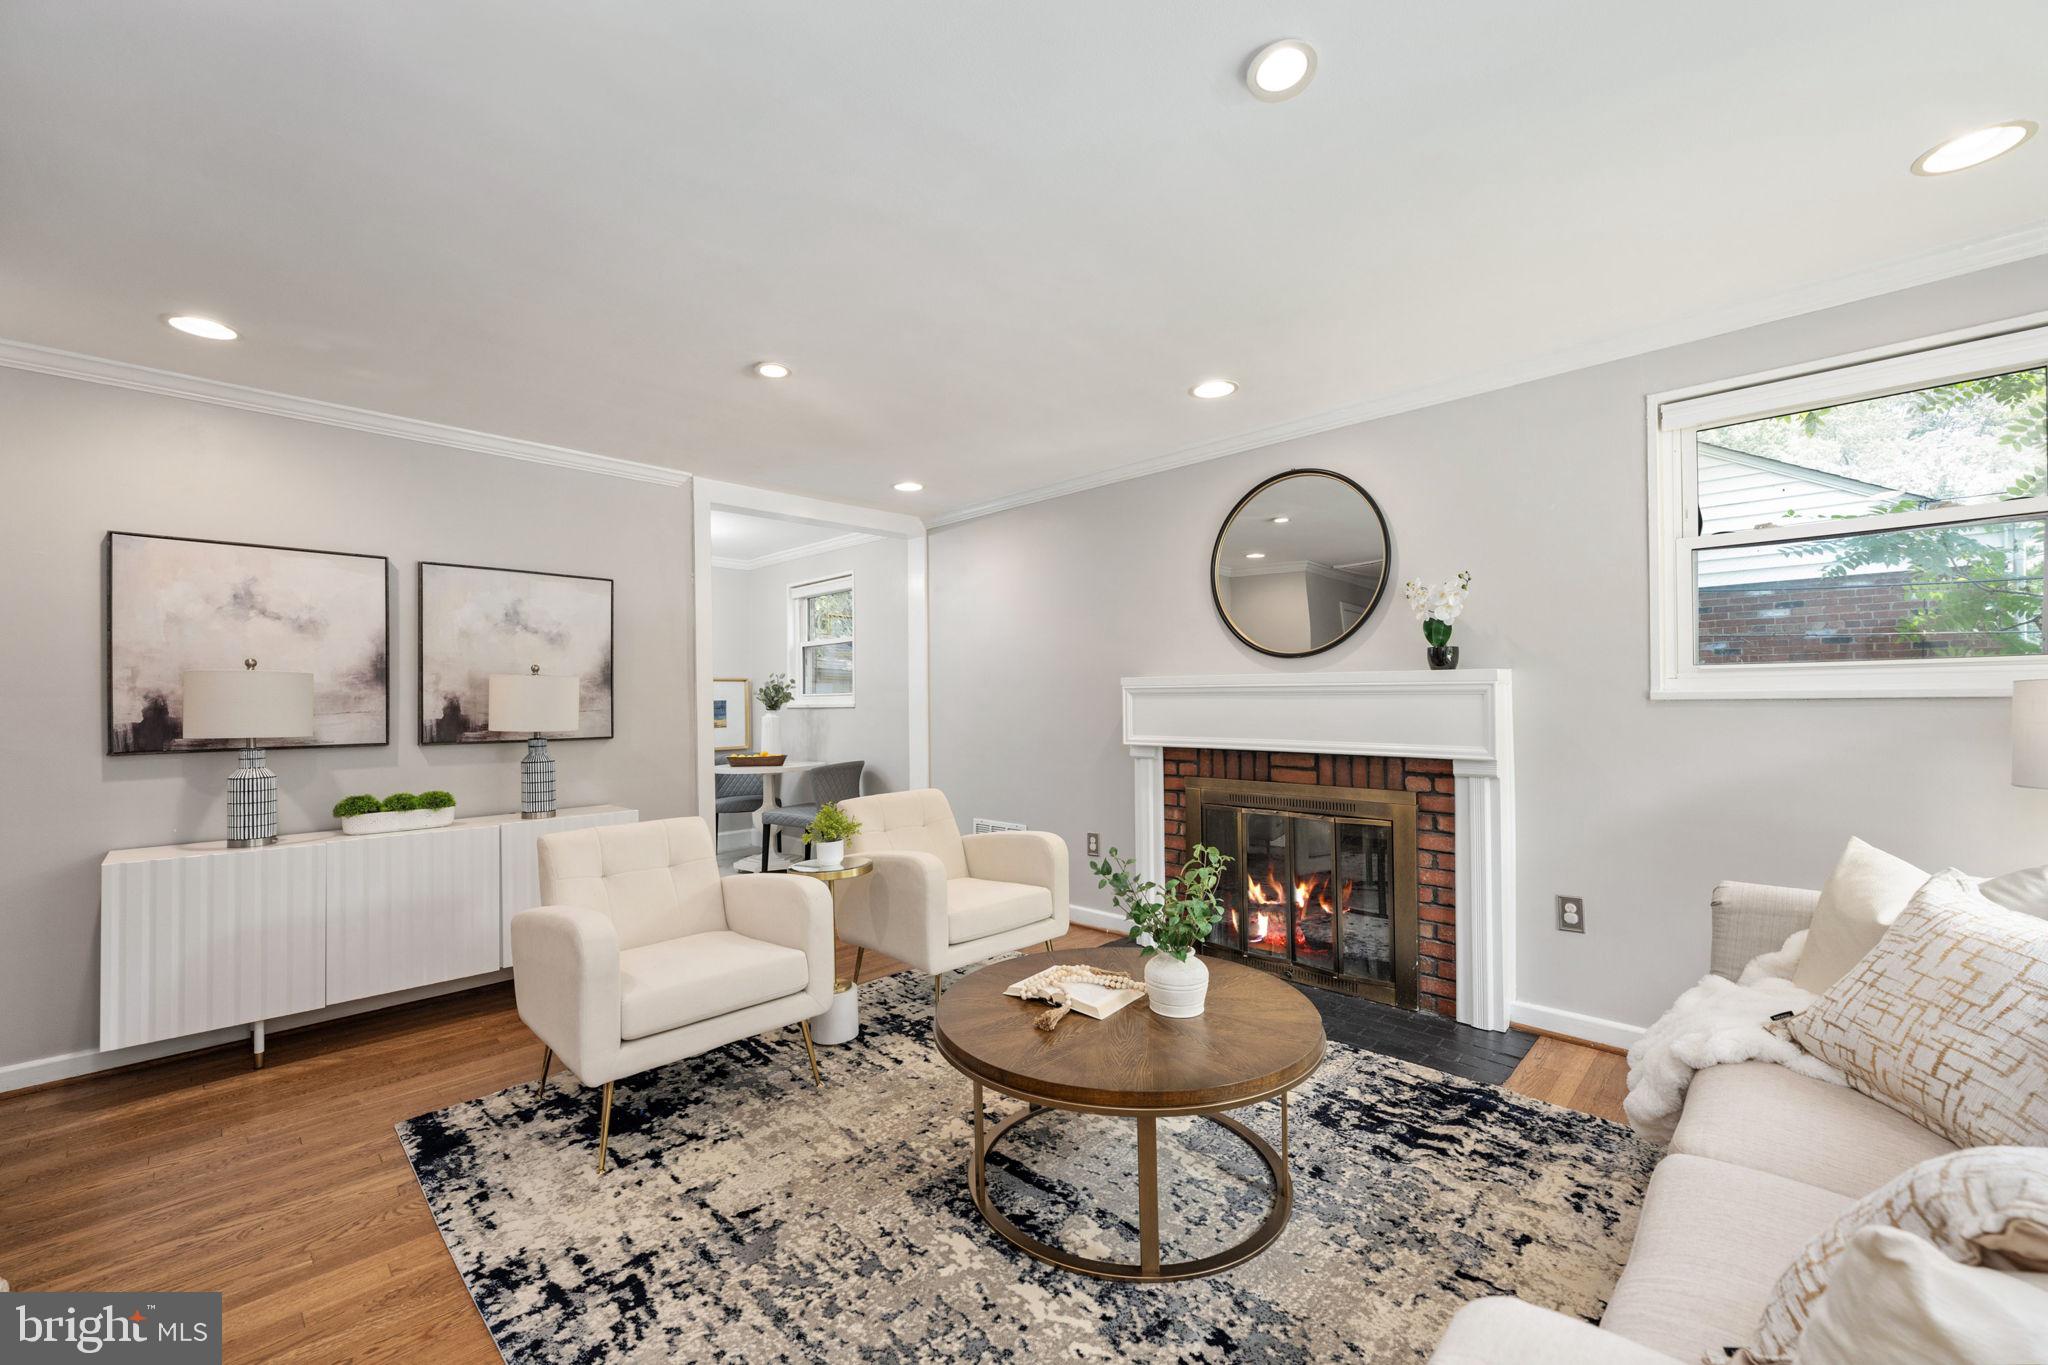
758, 708, 783, 755
814, 839, 845, 869
1144, 950, 1210, 1018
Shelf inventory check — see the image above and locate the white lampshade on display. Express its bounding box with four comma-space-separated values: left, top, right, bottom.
181, 666, 315, 741
488, 671, 580, 734
2015, 679, 2048, 788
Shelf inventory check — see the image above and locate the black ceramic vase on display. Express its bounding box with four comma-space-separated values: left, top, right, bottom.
1427, 644, 1460, 670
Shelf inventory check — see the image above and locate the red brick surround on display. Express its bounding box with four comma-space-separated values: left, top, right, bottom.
1161, 746, 1457, 1017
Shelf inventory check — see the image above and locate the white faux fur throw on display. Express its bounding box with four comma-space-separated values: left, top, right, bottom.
1623, 930, 1845, 1144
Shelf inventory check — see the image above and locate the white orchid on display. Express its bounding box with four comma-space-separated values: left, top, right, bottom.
1402, 571, 1473, 646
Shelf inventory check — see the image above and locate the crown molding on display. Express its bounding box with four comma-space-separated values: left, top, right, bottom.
0, 337, 693, 487
710, 531, 880, 572
928, 221, 2048, 528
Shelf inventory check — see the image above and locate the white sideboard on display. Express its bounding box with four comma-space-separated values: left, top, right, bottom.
101, 804, 637, 1061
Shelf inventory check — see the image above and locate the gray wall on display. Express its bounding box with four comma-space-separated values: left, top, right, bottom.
0, 367, 697, 1070
929, 255, 2048, 1033
710, 537, 909, 800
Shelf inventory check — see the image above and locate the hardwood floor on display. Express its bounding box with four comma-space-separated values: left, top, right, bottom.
0, 926, 1628, 1362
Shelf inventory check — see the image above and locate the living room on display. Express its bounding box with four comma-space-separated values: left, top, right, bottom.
3, 5, 2045, 1362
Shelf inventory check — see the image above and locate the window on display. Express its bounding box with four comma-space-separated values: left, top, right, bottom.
1649, 318, 2048, 698
788, 574, 854, 706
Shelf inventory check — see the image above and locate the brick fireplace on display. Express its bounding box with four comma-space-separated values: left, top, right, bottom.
1121, 670, 1514, 1031
1163, 748, 1456, 1016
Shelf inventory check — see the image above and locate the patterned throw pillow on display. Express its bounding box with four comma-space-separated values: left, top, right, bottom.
1737, 1146, 2048, 1364
1788, 869, 2048, 1147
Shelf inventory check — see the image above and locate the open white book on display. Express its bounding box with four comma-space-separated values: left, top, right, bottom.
1004, 967, 1146, 1021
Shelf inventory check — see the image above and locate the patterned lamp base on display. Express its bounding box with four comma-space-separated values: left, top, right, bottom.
520, 736, 558, 819
226, 747, 280, 848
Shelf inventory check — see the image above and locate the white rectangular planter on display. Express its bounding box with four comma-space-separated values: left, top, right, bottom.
339, 807, 457, 836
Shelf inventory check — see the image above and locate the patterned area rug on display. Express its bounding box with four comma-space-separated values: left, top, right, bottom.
399, 972, 1654, 1363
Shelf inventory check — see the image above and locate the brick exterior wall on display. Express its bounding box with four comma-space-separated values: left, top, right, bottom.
1161, 746, 1457, 1018
1697, 572, 1937, 664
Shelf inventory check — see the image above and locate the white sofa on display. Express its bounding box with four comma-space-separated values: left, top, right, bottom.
1432, 880, 1959, 1364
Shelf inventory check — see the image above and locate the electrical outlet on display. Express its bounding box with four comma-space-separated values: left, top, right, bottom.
1556, 895, 1586, 934
1087, 832, 1101, 857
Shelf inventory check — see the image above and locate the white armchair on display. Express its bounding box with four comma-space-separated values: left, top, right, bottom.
833, 790, 1068, 1001
510, 815, 834, 1172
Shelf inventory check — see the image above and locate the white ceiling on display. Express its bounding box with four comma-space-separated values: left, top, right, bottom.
3, 3, 2045, 522
709, 509, 863, 565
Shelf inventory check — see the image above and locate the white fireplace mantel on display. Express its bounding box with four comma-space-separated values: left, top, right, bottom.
1121, 670, 1515, 1031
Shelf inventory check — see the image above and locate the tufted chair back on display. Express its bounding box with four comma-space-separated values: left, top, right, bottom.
538, 816, 726, 949
839, 789, 967, 879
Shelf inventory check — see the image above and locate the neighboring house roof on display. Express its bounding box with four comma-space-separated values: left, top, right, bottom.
1696, 442, 1931, 586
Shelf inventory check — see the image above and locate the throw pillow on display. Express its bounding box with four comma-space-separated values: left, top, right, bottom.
1977, 864, 2048, 920
1789, 869, 2048, 1147
1791, 837, 1928, 992
1797, 1226, 2048, 1365
1742, 1146, 2048, 1364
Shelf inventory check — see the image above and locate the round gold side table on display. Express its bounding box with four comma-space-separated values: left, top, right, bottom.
785, 855, 872, 1045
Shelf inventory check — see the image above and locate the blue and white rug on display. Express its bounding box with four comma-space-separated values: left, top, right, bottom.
398, 971, 1653, 1363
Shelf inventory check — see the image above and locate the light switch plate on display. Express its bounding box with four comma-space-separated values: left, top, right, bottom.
1556, 895, 1586, 933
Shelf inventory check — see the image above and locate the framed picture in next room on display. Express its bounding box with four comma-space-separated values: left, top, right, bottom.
105, 531, 390, 755
711, 677, 750, 752
418, 561, 614, 744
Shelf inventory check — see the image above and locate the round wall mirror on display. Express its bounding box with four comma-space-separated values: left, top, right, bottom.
1211, 469, 1390, 657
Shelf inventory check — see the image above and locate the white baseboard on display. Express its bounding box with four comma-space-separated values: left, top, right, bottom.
1508, 1000, 1646, 1050
0, 969, 512, 1096
1069, 902, 1131, 936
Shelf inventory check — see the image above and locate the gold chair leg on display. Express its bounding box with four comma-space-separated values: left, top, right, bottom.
596, 1080, 614, 1175
932, 974, 943, 1006
1281, 1091, 1290, 1163
799, 1019, 823, 1087
1043, 940, 1055, 953
852, 946, 865, 983
537, 1045, 553, 1096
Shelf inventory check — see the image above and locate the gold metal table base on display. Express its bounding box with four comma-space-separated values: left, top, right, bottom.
965, 1081, 1293, 1282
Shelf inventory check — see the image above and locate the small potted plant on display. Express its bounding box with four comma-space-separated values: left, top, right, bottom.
335, 789, 458, 835
1402, 570, 1473, 669
1087, 844, 1231, 1017
756, 672, 795, 754
804, 802, 861, 869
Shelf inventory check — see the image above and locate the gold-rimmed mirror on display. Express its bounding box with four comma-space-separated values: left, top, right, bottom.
1211, 469, 1390, 657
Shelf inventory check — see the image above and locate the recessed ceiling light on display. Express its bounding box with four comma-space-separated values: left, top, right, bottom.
753, 361, 791, 379
1190, 379, 1239, 399
893, 481, 923, 493
1270, 515, 1290, 524
1244, 552, 1266, 560
1911, 120, 2036, 175
1246, 39, 1316, 102
164, 315, 237, 341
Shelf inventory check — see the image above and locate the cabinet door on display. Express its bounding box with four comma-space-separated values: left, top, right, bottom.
499, 808, 638, 966
100, 842, 326, 1051
326, 823, 502, 1004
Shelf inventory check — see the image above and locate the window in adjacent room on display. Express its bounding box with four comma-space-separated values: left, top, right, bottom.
789, 573, 854, 706
1648, 319, 2048, 698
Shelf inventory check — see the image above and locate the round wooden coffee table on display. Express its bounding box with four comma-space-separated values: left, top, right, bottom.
933, 946, 1324, 1282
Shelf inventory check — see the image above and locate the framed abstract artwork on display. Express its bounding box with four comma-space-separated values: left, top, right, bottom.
711, 677, 750, 752
418, 561, 614, 744
105, 531, 391, 754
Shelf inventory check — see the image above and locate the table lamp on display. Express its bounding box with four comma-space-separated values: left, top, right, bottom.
488, 665, 580, 818
2014, 678, 2048, 789
181, 658, 316, 847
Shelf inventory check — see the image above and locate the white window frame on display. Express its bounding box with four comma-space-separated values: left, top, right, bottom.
787, 572, 855, 708
1648, 312, 2048, 700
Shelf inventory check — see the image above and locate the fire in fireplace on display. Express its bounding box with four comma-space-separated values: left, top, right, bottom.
1186, 777, 1419, 1009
